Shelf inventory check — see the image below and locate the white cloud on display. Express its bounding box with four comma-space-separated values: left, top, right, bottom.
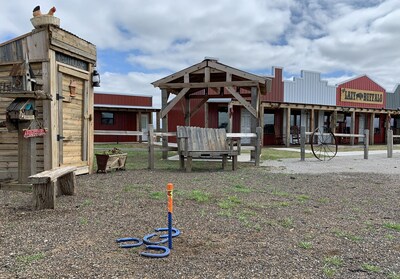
97, 71, 166, 107
1, 0, 400, 97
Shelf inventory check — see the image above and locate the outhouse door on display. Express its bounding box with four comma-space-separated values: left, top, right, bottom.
57, 67, 90, 168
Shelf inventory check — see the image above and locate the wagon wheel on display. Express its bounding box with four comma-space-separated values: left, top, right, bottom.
310, 127, 338, 161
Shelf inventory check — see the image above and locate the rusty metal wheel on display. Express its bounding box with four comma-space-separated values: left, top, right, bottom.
311, 127, 338, 161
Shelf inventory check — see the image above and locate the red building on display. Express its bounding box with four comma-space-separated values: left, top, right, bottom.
94, 93, 159, 143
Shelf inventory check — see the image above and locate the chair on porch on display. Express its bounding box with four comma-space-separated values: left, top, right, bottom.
290, 126, 300, 145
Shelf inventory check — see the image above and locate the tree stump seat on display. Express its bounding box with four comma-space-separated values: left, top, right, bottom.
28, 166, 77, 210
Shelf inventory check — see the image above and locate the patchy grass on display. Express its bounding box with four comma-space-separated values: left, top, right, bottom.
189, 190, 210, 203
333, 230, 363, 242
149, 191, 164, 200
298, 241, 313, 249
296, 194, 310, 203
384, 222, 400, 232
218, 196, 241, 210
361, 263, 381, 273
388, 272, 400, 279
279, 217, 294, 229
272, 189, 290, 197
16, 252, 45, 264
324, 256, 344, 267
232, 184, 252, 193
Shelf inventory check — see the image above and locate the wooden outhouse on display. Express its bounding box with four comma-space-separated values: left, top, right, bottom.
0, 15, 97, 188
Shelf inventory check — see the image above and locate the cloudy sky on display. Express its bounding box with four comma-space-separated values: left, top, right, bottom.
1, 0, 399, 107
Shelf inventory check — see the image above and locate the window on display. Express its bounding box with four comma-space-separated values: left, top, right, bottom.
101, 112, 114, 125
218, 107, 228, 130
263, 113, 275, 134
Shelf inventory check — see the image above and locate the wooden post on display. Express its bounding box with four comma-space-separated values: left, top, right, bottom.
184, 96, 190, 126
387, 129, 393, 158
285, 107, 291, 147
204, 102, 209, 128
350, 111, 355, 145
300, 126, 306, 161
148, 124, 155, 170
250, 87, 258, 160
138, 111, 142, 143
310, 108, 315, 143
58, 172, 76, 196
228, 102, 233, 133
255, 127, 262, 166
18, 121, 37, 184
33, 181, 56, 209
364, 129, 369, 159
161, 89, 168, 159
370, 113, 375, 145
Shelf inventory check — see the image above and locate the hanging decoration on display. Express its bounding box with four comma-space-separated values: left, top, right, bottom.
23, 119, 48, 138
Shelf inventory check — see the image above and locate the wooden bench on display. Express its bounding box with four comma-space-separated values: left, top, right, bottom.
28, 166, 77, 210
176, 126, 239, 172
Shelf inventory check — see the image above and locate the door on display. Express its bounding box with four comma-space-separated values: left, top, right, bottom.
241, 108, 251, 144
58, 70, 89, 168
141, 114, 149, 142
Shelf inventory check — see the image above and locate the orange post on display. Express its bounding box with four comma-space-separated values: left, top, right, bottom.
167, 183, 173, 213
167, 183, 174, 249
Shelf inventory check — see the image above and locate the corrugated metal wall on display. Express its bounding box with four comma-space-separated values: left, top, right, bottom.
284, 70, 336, 105
336, 76, 386, 108
95, 93, 152, 107
385, 85, 400, 110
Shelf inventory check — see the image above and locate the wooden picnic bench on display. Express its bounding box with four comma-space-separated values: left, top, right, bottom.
176, 126, 240, 172
28, 166, 77, 210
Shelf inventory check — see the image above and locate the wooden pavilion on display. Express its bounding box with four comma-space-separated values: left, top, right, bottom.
152, 58, 271, 158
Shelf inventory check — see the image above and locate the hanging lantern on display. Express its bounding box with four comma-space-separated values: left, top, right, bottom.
92, 69, 100, 87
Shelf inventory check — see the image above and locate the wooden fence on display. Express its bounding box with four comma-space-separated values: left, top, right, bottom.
94, 125, 262, 170
300, 126, 370, 160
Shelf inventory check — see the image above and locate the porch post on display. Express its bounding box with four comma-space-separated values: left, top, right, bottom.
350, 110, 355, 145
370, 113, 375, 145
285, 107, 291, 147
161, 89, 168, 159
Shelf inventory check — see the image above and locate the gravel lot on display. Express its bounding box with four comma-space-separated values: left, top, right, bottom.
1, 155, 399, 278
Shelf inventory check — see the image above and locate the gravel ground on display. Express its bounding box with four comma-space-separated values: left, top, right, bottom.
1, 157, 400, 278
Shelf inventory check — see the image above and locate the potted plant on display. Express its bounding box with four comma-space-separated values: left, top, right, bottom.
95, 147, 127, 173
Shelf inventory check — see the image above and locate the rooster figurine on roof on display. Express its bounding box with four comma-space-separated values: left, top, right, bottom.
33, 6, 56, 17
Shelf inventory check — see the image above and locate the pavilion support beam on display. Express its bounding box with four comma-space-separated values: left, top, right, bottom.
226, 86, 257, 118
160, 88, 190, 118
205, 102, 209, 128
161, 89, 169, 159
184, 95, 190, 126
250, 86, 259, 160
228, 102, 233, 133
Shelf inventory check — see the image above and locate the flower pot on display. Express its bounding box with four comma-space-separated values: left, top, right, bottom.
95, 153, 127, 173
